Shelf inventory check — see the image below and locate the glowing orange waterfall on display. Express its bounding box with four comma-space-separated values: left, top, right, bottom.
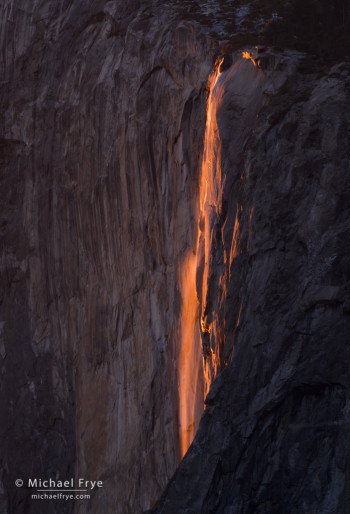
178, 52, 260, 458
199, 57, 233, 398
178, 58, 226, 458
199, 58, 224, 315
178, 251, 202, 458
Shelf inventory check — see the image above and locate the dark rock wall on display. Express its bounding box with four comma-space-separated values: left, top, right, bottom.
1, 1, 211, 512
150, 56, 350, 513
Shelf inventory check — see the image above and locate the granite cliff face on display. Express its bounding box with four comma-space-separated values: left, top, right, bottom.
1, 1, 211, 512
1, 1, 350, 514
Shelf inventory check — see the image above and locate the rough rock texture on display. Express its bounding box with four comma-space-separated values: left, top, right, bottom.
150, 54, 350, 513
2, 1, 350, 513
0, 1, 212, 512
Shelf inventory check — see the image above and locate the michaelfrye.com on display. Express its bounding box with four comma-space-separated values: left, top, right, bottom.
15, 477, 103, 501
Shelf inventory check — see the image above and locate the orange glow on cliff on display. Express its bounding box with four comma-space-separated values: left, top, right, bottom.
229, 207, 240, 273
178, 250, 203, 459
242, 51, 258, 67
236, 303, 242, 327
